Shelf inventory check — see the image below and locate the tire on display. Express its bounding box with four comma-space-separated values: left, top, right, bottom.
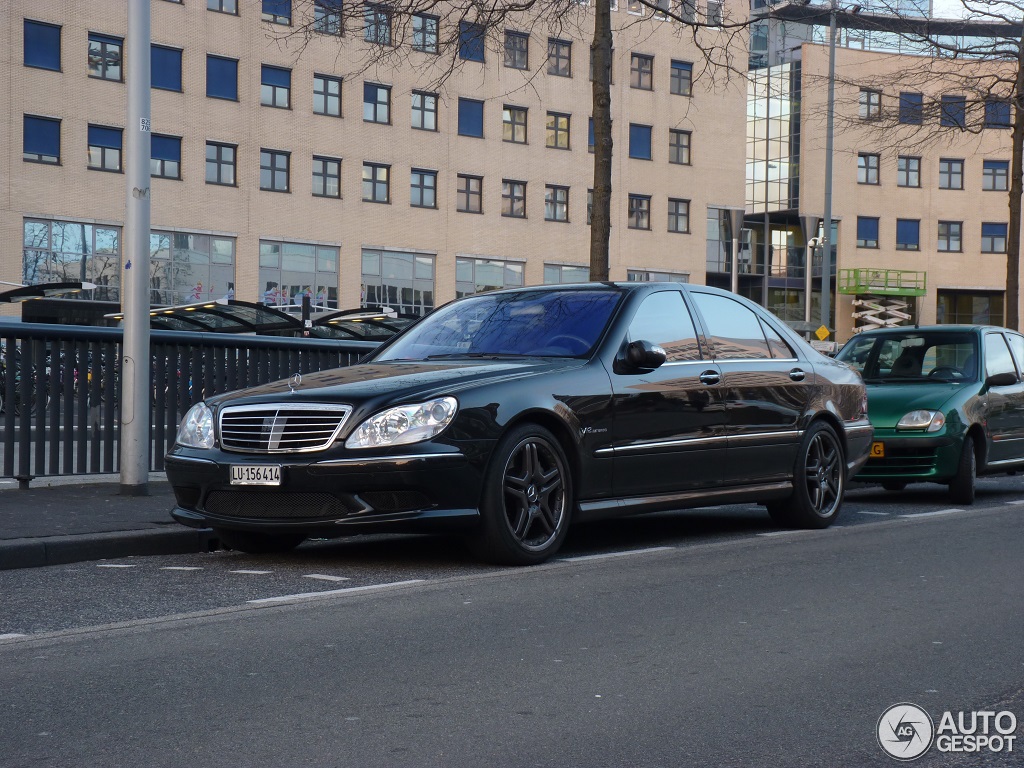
767, 421, 846, 529
881, 481, 907, 492
214, 529, 305, 554
948, 435, 976, 505
468, 423, 573, 565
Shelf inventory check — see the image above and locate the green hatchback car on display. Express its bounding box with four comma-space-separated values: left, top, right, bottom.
835, 325, 1024, 503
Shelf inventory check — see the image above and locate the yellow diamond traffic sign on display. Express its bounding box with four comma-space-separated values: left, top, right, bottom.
815, 325, 830, 341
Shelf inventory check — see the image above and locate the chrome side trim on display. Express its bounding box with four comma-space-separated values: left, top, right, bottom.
843, 424, 874, 435
595, 429, 803, 457
984, 456, 1024, 467
166, 454, 218, 466
579, 480, 794, 515
315, 453, 464, 467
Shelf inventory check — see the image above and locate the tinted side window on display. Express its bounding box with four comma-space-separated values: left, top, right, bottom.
760, 319, 796, 359
985, 333, 1017, 378
1007, 333, 1024, 374
692, 293, 771, 360
626, 291, 701, 361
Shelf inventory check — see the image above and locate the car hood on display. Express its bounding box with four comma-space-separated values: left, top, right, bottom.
209, 357, 587, 409
866, 382, 970, 429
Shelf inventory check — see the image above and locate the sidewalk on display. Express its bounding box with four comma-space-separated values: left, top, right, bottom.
0, 474, 215, 570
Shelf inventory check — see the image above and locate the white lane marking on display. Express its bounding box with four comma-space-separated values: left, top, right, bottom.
247, 579, 425, 605
757, 530, 816, 537
857, 510, 890, 516
561, 546, 674, 563
0, 633, 27, 640
230, 570, 273, 575
1005, 500, 1024, 505
96, 564, 136, 568
161, 566, 203, 571
303, 574, 350, 582
899, 508, 965, 518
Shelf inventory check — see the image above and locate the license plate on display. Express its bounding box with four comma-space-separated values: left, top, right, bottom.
870, 441, 885, 458
230, 465, 282, 486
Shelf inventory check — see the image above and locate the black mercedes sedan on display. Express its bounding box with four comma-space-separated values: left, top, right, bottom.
166, 283, 872, 564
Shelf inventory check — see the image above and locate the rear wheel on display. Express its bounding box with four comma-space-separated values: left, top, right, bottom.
767, 421, 845, 529
214, 529, 305, 554
948, 435, 976, 505
468, 423, 573, 565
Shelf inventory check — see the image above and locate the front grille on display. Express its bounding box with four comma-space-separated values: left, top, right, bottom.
219, 404, 351, 453
861, 446, 939, 476
203, 490, 363, 519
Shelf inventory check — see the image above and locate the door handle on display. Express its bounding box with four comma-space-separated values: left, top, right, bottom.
699, 370, 720, 385
789, 368, 806, 382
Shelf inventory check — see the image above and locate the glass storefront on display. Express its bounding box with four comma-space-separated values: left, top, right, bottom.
361, 249, 435, 315
259, 240, 339, 311
150, 231, 236, 305
23, 219, 121, 301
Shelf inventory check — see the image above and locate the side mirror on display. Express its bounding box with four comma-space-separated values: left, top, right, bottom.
985, 371, 1018, 387
625, 340, 667, 371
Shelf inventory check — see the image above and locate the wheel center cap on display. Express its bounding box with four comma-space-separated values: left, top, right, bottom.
526, 485, 539, 502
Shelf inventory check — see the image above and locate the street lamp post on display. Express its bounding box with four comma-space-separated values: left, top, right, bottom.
820, 0, 837, 336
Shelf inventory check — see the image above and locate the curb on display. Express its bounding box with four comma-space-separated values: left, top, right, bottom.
0, 528, 218, 570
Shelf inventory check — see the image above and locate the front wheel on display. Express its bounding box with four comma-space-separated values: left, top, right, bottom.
767, 421, 846, 529
468, 423, 573, 565
948, 435, 976, 505
214, 529, 305, 554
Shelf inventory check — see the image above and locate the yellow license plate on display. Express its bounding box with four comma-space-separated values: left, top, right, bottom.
870, 441, 885, 458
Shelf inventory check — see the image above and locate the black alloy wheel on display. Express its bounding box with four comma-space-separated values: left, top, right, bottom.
470, 423, 573, 565
768, 421, 845, 529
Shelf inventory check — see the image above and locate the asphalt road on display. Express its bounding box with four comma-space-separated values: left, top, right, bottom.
0, 482, 1022, 767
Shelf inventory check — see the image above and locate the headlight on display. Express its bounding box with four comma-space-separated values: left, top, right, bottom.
896, 410, 945, 432
176, 402, 215, 448
345, 397, 458, 449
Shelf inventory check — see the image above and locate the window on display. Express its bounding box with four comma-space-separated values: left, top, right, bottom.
937, 221, 962, 252
24, 20, 61, 71
261, 65, 291, 108
630, 54, 653, 90
668, 198, 690, 233
503, 106, 527, 143
458, 98, 484, 138
986, 333, 1017, 379
364, 5, 391, 45
546, 112, 570, 149
544, 264, 589, 284
982, 222, 1008, 253
588, 117, 594, 153
502, 180, 526, 218
151, 134, 181, 179
505, 31, 529, 69
456, 257, 523, 298
459, 21, 485, 62
858, 153, 879, 184
208, 0, 237, 12
262, 0, 291, 24
669, 129, 691, 165
411, 91, 437, 131
361, 249, 434, 316
312, 156, 340, 198
545, 185, 569, 222
314, 0, 343, 35
363, 82, 390, 123
628, 0, 644, 14
457, 174, 483, 213
627, 270, 690, 283
677, 0, 697, 23
693, 292, 773, 360
260, 149, 290, 192
983, 160, 1009, 191
896, 219, 919, 251
859, 89, 881, 119
941, 95, 967, 129
260, 240, 338, 311
587, 188, 592, 225
362, 162, 390, 202
87, 125, 122, 172
23, 116, 60, 164
206, 55, 238, 100
629, 123, 652, 160
548, 39, 571, 76
985, 98, 1011, 129
24, 219, 123, 302
937, 290, 1003, 326
206, 141, 236, 185
856, 216, 879, 248
410, 169, 437, 208
88, 33, 122, 81
151, 45, 182, 91
628, 194, 651, 230
706, 0, 724, 25
897, 156, 920, 187
899, 92, 923, 124
939, 158, 963, 190
412, 14, 438, 53
670, 60, 692, 96
313, 74, 341, 116
627, 291, 701, 362
148, 231, 236, 306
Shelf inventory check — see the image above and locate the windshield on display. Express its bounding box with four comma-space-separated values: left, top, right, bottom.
374, 289, 622, 361
836, 331, 978, 383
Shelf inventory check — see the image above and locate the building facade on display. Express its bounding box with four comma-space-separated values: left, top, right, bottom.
4, 0, 747, 321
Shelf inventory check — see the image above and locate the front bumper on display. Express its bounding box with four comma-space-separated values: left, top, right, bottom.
854, 429, 961, 482
165, 446, 486, 537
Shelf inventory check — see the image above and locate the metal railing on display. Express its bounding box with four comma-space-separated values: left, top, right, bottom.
838, 268, 928, 296
0, 323, 377, 483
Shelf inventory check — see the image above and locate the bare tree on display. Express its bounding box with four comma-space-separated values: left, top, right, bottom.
278, 0, 750, 281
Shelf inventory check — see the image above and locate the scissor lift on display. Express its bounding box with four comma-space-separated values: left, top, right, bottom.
838, 268, 927, 334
